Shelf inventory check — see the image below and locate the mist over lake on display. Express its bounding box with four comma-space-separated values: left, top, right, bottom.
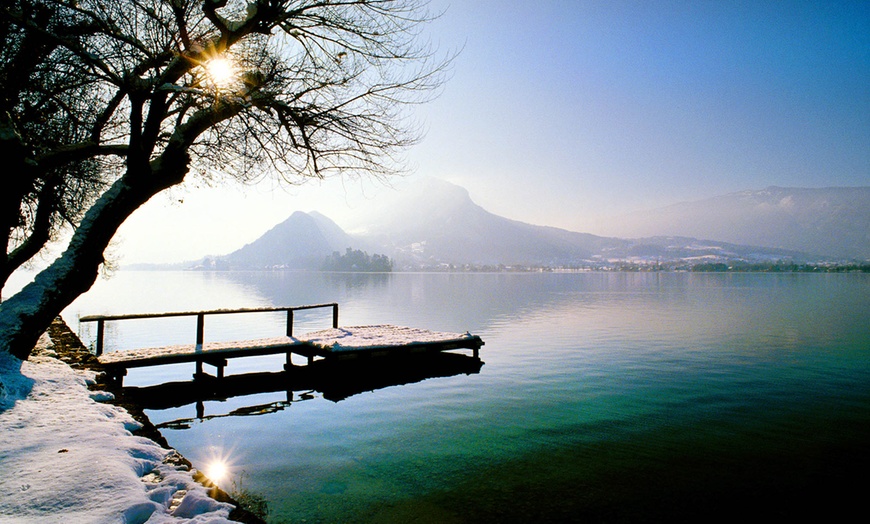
64, 270, 870, 522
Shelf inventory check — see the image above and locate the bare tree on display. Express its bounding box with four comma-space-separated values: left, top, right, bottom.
1, 1, 112, 294
0, 0, 448, 360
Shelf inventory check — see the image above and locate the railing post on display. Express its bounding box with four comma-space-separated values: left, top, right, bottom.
332, 303, 339, 328
286, 309, 294, 337
196, 313, 204, 350
96, 319, 105, 356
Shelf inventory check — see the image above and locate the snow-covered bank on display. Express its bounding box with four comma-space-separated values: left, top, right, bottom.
0, 334, 236, 523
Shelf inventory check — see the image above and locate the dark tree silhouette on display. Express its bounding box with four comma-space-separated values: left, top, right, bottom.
323, 248, 393, 272
0, 0, 448, 360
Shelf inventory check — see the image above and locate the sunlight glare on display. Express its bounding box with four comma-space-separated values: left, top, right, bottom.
205, 460, 228, 483
204, 57, 236, 88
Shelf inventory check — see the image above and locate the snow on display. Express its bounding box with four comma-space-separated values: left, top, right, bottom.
298, 325, 474, 352
98, 337, 300, 364
0, 335, 237, 523
0, 323, 480, 522
97, 325, 477, 363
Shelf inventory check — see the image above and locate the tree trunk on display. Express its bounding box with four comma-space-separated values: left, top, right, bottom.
0, 164, 185, 360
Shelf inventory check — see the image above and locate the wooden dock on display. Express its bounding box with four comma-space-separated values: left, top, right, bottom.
79, 304, 484, 386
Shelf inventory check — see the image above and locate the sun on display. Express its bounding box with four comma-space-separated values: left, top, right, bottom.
204, 57, 236, 88
204, 460, 229, 483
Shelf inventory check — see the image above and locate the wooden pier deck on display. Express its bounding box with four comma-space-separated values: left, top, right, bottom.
80, 304, 483, 386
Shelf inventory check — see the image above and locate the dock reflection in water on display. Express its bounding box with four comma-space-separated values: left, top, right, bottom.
123, 352, 484, 429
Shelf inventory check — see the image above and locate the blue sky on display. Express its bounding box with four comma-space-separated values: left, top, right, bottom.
413, 0, 868, 223
117, 0, 869, 263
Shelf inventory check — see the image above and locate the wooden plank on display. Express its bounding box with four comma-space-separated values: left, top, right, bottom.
298, 325, 484, 354
80, 303, 338, 322
82, 303, 340, 356
98, 337, 304, 368
95, 326, 484, 387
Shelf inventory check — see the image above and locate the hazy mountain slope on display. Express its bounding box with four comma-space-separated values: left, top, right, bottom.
201, 179, 833, 271
223, 211, 347, 269
308, 211, 355, 251
600, 187, 870, 259
600, 236, 805, 262
355, 178, 626, 265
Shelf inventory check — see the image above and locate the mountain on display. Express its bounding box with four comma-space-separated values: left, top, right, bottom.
189, 179, 850, 272
598, 187, 870, 260
347, 178, 809, 268
308, 211, 355, 249
355, 178, 622, 266
219, 211, 352, 269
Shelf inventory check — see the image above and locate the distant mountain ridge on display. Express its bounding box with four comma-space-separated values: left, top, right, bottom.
599, 186, 870, 259
201, 179, 845, 271
219, 211, 351, 269
355, 178, 616, 266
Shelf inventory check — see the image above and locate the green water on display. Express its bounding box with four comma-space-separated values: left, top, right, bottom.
71, 271, 870, 522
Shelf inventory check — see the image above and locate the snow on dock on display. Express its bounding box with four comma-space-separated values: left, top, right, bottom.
83, 306, 483, 386
97, 325, 480, 366
299, 325, 480, 352
97, 337, 302, 366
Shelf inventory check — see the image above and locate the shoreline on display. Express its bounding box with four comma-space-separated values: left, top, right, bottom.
43, 317, 266, 524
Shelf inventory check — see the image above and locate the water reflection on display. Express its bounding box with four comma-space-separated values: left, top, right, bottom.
126, 352, 484, 428
59, 271, 870, 521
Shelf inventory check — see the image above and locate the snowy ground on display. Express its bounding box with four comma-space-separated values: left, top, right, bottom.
0, 334, 238, 523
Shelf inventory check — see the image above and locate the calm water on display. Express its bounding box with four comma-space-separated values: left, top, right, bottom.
65, 271, 870, 522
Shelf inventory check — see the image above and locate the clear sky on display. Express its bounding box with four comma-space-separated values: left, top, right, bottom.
115, 0, 869, 264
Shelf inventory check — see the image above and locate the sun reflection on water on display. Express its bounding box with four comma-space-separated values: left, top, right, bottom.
201, 445, 236, 486
204, 460, 229, 484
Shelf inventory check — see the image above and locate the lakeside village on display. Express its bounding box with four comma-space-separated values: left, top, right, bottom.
387, 260, 870, 273
191, 248, 870, 274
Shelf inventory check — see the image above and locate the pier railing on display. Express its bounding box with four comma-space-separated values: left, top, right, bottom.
79, 303, 339, 356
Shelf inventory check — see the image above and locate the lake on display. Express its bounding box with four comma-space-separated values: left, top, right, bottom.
64, 271, 870, 522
